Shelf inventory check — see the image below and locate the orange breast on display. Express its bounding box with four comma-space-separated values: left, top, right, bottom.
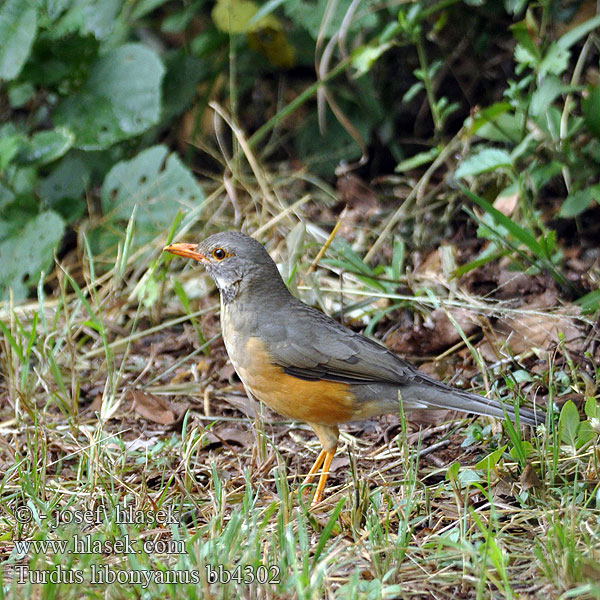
232, 337, 358, 426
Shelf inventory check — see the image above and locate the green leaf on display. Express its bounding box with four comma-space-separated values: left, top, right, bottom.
284, 0, 377, 40
474, 445, 507, 471
530, 76, 573, 116
514, 43, 539, 68
576, 421, 595, 448
583, 84, 600, 139
468, 102, 512, 131
457, 469, 481, 484
558, 400, 580, 447
402, 81, 424, 103
49, 0, 123, 41
311, 496, 346, 566
212, 0, 263, 33
445, 461, 460, 481
0, 210, 65, 301
97, 145, 204, 251
538, 43, 570, 78
351, 41, 393, 77
395, 146, 441, 172
8, 81, 35, 108
162, 51, 207, 122
584, 397, 599, 420
161, 1, 199, 33
509, 440, 534, 461
513, 369, 534, 383
39, 155, 90, 204
510, 20, 541, 63
471, 110, 524, 144
0, 135, 23, 172
461, 186, 546, 258
529, 161, 563, 192
247, 0, 287, 28
575, 289, 600, 314
54, 43, 165, 150
559, 189, 595, 218
130, 0, 171, 20
39, 155, 90, 223
17, 127, 75, 166
556, 14, 600, 51
0, 0, 38, 80
455, 147, 512, 178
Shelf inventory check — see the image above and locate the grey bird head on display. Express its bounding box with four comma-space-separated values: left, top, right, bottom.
164, 231, 288, 303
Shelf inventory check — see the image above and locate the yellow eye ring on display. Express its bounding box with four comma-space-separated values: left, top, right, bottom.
212, 248, 227, 260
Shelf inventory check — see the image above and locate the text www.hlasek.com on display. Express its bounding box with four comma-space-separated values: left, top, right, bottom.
13, 534, 181, 556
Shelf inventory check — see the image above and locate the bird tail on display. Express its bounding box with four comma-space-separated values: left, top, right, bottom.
408, 380, 544, 426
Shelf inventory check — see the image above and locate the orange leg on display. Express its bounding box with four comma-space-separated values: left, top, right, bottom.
311, 450, 335, 505
302, 449, 327, 486
302, 424, 340, 505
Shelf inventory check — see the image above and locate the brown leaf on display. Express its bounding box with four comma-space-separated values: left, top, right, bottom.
520, 463, 542, 491
129, 389, 180, 425
221, 392, 259, 418
414, 249, 442, 277
329, 456, 349, 473
387, 307, 480, 355
428, 308, 480, 350
203, 426, 253, 449
479, 302, 583, 360
336, 174, 379, 213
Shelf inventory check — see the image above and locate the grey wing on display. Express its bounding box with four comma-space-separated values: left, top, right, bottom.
262, 301, 543, 425
265, 301, 417, 385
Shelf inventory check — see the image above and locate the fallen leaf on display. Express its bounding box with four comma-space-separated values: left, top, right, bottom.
129, 389, 181, 425
108, 437, 160, 452
221, 392, 259, 418
479, 304, 583, 360
329, 456, 349, 473
520, 463, 542, 491
387, 307, 480, 355
203, 426, 253, 448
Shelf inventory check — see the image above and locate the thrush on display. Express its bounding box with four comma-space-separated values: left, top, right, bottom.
165, 231, 542, 505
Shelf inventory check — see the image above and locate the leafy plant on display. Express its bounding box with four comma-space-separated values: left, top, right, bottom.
0, 0, 207, 300
458, 9, 600, 222
558, 399, 596, 452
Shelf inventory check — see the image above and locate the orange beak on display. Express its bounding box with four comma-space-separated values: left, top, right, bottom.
163, 243, 207, 262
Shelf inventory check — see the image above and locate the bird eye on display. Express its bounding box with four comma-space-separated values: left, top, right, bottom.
212, 248, 227, 260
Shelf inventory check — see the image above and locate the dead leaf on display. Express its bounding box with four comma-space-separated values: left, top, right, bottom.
492, 475, 515, 499
387, 307, 480, 355
220, 392, 258, 418
129, 389, 181, 425
110, 437, 160, 452
479, 304, 583, 360
414, 249, 442, 278
203, 426, 253, 448
88, 394, 102, 414
337, 173, 377, 204
219, 363, 236, 381
329, 456, 349, 473
520, 463, 542, 491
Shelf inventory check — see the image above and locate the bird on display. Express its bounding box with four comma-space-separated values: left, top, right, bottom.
164, 231, 542, 505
